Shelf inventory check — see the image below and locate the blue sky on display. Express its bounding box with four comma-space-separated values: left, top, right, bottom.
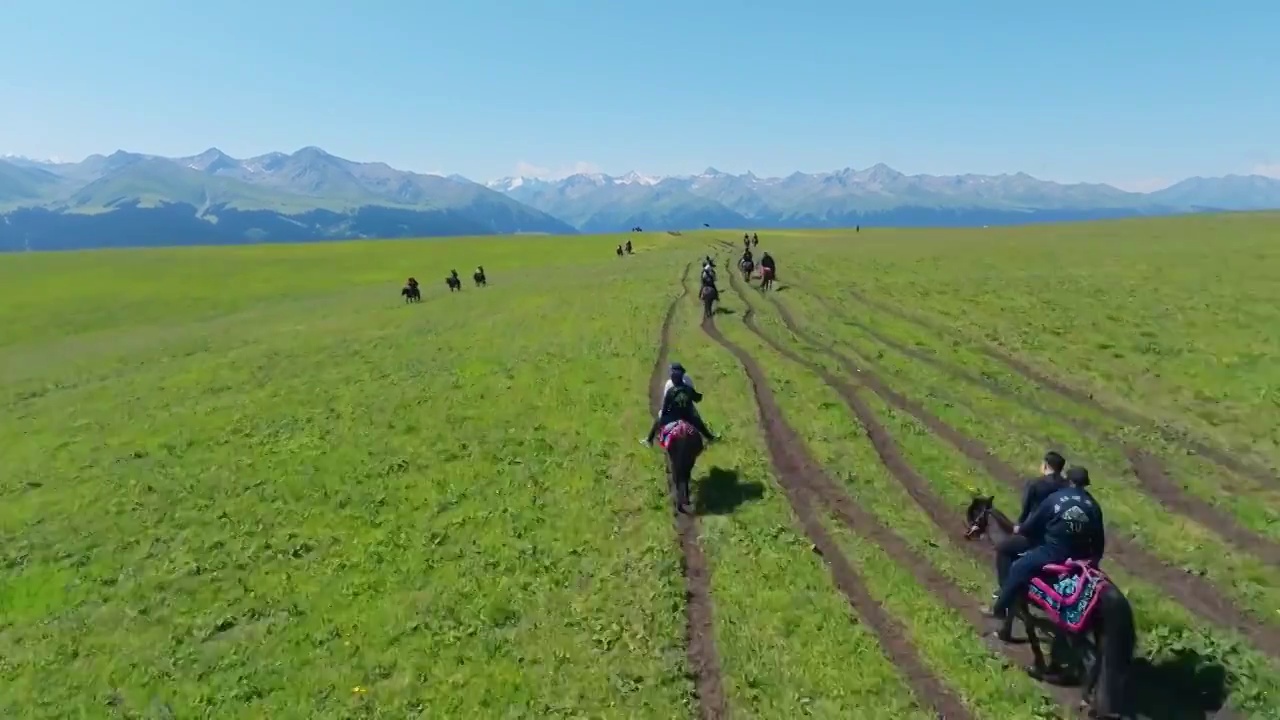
4, 1, 1278, 189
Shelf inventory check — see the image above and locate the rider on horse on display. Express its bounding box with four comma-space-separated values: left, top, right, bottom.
994, 451, 1068, 599
701, 262, 717, 287
645, 362, 716, 446
990, 467, 1106, 632
759, 251, 775, 274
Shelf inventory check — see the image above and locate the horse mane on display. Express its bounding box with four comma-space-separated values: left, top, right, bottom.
988, 503, 1016, 533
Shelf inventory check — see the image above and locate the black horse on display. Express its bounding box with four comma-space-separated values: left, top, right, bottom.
473, 266, 487, 287
445, 273, 461, 292
659, 421, 704, 514
401, 284, 421, 303
965, 496, 1134, 718
616, 245, 625, 257
699, 283, 719, 319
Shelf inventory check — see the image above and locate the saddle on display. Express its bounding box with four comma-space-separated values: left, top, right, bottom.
1025, 559, 1109, 633
658, 420, 701, 451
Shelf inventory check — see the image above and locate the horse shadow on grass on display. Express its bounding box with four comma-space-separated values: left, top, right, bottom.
1123, 650, 1230, 719
694, 466, 764, 516
713, 307, 736, 315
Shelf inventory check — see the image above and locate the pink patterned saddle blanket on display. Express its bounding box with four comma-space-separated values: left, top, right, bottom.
1027, 559, 1109, 633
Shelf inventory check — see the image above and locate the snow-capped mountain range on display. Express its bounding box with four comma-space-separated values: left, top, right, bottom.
3, 147, 1279, 250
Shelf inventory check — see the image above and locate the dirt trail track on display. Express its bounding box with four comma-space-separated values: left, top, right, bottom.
651, 263, 727, 720
832, 283, 1278, 488
697, 258, 1094, 717
696, 307, 976, 719
738, 275, 1280, 658
790, 285, 1280, 568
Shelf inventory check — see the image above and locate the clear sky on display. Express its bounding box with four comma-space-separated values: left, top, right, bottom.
4, 0, 1278, 189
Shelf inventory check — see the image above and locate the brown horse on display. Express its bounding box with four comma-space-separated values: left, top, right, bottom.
759, 265, 775, 291
699, 283, 719, 319
964, 496, 1135, 718
659, 420, 704, 514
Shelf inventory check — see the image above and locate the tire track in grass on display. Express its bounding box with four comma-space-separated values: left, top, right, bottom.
788, 282, 1280, 566
747, 279, 1280, 659
723, 270, 976, 553
697, 326, 975, 720
697, 264, 1030, 719
828, 281, 1277, 488
651, 263, 727, 720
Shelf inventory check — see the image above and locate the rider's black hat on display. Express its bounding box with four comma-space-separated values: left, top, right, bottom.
670, 362, 685, 373
1066, 466, 1091, 487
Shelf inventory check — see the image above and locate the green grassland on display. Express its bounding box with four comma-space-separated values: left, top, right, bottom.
3, 215, 1280, 718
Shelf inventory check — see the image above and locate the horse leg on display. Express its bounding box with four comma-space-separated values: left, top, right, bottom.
670, 443, 693, 512
1021, 604, 1049, 677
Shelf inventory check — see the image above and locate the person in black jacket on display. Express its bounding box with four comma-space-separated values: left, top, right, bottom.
991, 466, 1105, 632
991, 450, 1067, 599
644, 365, 717, 445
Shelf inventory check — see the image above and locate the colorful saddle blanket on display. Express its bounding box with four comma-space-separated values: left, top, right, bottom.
658, 420, 700, 451
1026, 559, 1109, 633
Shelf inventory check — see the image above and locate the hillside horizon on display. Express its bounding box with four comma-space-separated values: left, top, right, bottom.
4, 146, 1280, 251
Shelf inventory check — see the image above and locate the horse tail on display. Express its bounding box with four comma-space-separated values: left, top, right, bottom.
1097, 584, 1136, 716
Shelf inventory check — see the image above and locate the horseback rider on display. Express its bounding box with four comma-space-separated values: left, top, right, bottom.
992, 451, 1068, 600
701, 263, 717, 287
625, 240, 633, 254
663, 362, 695, 397
759, 251, 775, 273
990, 466, 1106, 635
407, 277, 419, 289
751, 232, 758, 244
644, 362, 716, 445
742, 247, 753, 264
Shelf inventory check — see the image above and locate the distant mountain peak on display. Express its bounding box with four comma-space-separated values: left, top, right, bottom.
292, 146, 333, 159
616, 170, 659, 186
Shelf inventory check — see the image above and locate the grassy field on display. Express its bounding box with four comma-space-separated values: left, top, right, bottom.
3, 215, 1280, 718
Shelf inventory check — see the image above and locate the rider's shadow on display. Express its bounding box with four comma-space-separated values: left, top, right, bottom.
713, 307, 736, 315
1125, 649, 1229, 719
695, 467, 764, 516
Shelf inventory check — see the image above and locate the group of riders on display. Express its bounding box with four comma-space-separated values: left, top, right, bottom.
985, 451, 1106, 637
616, 240, 634, 256
697, 235, 777, 313
642, 279, 1110, 651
